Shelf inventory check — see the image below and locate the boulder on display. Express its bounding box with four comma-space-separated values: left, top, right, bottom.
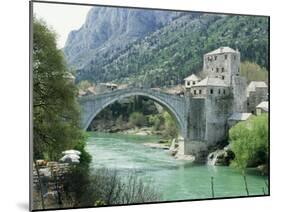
207, 146, 234, 166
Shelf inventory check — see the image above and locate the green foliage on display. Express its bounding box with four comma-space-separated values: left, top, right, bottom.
74, 139, 92, 167
77, 14, 268, 86
129, 112, 147, 127
33, 18, 84, 160
163, 112, 179, 139
241, 61, 268, 83
77, 80, 92, 90
148, 114, 164, 131
229, 114, 268, 173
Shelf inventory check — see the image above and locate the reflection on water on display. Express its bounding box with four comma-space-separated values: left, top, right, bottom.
86, 132, 268, 201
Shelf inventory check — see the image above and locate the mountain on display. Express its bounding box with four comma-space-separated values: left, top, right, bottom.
64, 6, 181, 69
64, 7, 269, 87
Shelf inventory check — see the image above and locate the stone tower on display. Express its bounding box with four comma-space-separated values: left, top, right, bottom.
203, 47, 247, 112
203, 47, 241, 86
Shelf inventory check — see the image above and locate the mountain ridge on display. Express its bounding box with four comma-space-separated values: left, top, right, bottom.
63, 7, 269, 86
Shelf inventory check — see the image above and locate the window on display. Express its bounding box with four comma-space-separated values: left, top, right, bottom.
222, 76, 225, 80
218, 89, 221, 94
193, 81, 196, 85
199, 90, 202, 94
212, 68, 214, 71
210, 89, 213, 94
221, 67, 224, 72
214, 56, 217, 60
225, 55, 228, 60
187, 82, 190, 86
223, 89, 226, 94
216, 68, 219, 73
194, 90, 197, 95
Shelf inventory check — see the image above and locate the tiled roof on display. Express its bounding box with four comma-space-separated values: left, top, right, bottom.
193, 77, 228, 87
184, 74, 200, 81
256, 101, 268, 111
228, 113, 253, 121
205, 47, 237, 55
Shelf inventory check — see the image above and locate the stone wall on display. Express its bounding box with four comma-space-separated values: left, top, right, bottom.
204, 94, 233, 145
232, 76, 247, 112
247, 87, 268, 114
188, 98, 206, 141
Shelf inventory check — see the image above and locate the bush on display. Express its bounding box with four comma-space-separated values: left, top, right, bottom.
148, 114, 164, 131
229, 114, 268, 172
129, 112, 147, 127
63, 168, 161, 207
163, 112, 178, 139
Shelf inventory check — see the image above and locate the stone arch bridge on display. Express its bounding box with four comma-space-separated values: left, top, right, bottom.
78, 88, 189, 139
78, 87, 232, 156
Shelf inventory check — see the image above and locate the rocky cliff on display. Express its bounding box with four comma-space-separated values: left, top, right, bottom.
64, 6, 181, 69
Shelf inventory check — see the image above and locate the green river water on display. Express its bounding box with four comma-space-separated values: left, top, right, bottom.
85, 132, 268, 201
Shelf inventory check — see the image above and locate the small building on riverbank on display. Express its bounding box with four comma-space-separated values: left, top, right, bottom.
256, 101, 268, 115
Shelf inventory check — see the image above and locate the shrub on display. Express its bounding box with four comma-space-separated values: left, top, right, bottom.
129, 112, 147, 127
229, 114, 268, 172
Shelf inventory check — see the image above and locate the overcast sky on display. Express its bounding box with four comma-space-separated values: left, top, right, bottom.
33, 2, 91, 49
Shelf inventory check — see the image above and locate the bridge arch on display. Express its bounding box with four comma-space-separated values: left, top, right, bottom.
79, 88, 189, 139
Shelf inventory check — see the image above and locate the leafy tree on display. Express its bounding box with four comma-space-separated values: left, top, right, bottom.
229, 114, 268, 172
163, 111, 178, 139
240, 61, 268, 84
33, 18, 84, 160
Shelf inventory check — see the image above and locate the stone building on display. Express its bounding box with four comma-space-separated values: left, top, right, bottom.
183, 47, 248, 155
190, 77, 230, 98
203, 46, 241, 86
184, 74, 200, 89
256, 101, 268, 115
247, 81, 268, 114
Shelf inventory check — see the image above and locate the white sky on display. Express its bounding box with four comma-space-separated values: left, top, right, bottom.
33, 2, 92, 48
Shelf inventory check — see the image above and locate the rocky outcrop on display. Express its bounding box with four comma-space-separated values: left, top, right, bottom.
64, 6, 180, 70
207, 145, 235, 166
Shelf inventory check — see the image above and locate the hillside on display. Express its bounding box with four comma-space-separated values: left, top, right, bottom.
64, 8, 269, 87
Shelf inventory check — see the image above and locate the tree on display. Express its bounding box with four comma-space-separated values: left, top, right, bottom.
240, 61, 268, 84
229, 114, 268, 172
129, 112, 147, 127
33, 18, 84, 160
163, 111, 178, 139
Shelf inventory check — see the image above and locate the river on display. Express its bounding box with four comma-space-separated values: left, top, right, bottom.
85, 132, 268, 201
